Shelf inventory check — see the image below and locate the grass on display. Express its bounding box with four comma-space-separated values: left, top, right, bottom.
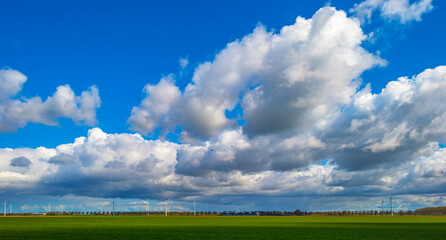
0, 215, 445, 239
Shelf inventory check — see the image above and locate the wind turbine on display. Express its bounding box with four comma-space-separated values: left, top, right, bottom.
147, 201, 150, 216
3, 201, 6, 216
165, 202, 168, 216
194, 200, 196, 216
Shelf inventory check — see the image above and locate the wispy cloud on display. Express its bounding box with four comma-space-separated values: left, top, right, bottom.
351, 0, 433, 24
179, 57, 189, 69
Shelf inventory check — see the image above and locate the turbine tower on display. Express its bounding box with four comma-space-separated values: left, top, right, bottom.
389, 195, 393, 216
147, 201, 150, 216
194, 200, 196, 216
381, 201, 384, 215
3, 201, 6, 216
165, 202, 168, 216
112, 201, 115, 216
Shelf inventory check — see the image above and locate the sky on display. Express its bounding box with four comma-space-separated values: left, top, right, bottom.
1, 0, 446, 213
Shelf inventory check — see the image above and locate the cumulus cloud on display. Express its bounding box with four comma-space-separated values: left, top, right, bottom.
128, 7, 384, 139
176, 64, 446, 176
325, 66, 446, 170
128, 75, 181, 135
39, 128, 179, 199
180, 66, 446, 176
0, 146, 57, 190
351, 0, 433, 24
0, 69, 101, 132
0, 69, 27, 101
173, 63, 446, 204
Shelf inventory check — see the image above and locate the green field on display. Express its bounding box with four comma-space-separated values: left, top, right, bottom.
0, 216, 445, 239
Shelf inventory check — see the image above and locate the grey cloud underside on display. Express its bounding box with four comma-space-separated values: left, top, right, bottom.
1, 6, 446, 206
48, 153, 75, 164
10, 156, 32, 168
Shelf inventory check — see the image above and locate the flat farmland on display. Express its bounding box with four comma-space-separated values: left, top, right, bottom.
0, 216, 445, 239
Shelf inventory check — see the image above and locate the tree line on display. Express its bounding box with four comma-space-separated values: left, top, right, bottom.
3, 206, 446, 216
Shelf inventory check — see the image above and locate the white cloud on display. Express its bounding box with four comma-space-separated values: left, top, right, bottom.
128, 75, 181, 135
326, 66, 446, 170
179, 57, 189, 69
0, 146, 56, 189
365, 121, 410, 152
128, 7, 383, 139
0, 69, 27, 101
0, 69, 101, 132
20, 204, 40, 211
351, 0, 433, 24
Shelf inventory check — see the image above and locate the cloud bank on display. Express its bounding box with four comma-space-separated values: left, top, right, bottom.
0, 119, 445, 205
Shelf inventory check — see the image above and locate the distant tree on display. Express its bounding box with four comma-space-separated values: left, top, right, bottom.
414, 206, 446, 215
294, 209, 303, 216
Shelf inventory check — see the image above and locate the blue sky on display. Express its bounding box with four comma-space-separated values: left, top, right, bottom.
1, 0, 446, 212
